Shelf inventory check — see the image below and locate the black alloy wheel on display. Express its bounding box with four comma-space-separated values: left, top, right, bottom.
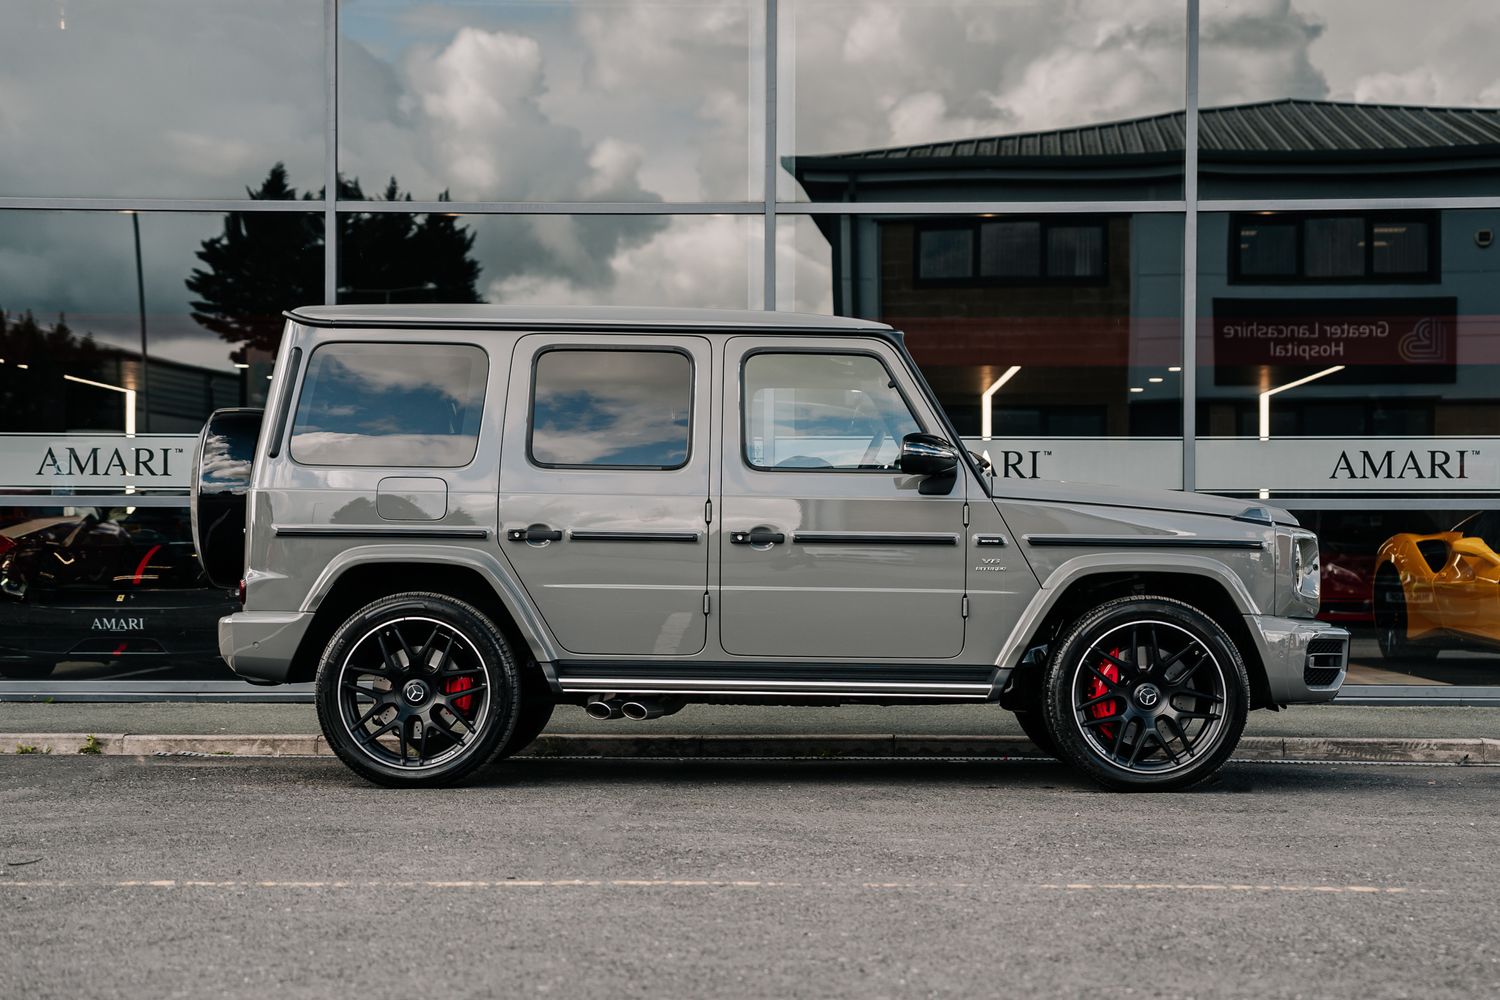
1044, 596, 1249, 791
1373, 567, 1438, 662
315, 592, 521, 787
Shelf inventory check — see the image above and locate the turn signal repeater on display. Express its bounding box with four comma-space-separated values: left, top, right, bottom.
237, 578, 247, 605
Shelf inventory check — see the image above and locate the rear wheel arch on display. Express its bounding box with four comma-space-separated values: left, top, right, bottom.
287, 561, 549, 692
1008, 570, 1274, 711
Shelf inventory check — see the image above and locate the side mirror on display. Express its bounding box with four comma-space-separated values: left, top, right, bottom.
898, 432, 959, 477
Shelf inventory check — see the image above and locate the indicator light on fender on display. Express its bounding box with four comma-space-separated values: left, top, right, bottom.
237, 579, 247, 605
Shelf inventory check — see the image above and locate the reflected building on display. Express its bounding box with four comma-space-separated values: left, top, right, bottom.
3, 1, 1500, 691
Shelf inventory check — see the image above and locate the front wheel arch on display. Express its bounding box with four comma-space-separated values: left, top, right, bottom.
1012, 571, 1273, 710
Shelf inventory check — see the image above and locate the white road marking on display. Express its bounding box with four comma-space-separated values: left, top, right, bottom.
0, 878, 1439, 894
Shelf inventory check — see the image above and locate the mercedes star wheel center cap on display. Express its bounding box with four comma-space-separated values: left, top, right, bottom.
403, 679, 430, 705
1135, 683, 1161, 709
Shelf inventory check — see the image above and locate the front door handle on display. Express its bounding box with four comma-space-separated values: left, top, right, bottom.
730, 528, 785, 546
507, 526, 563, 543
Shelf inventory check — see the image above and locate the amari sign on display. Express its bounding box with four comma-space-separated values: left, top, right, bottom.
1211, 297, 1457, 383
0, 434, 198, 491
1197, 438, 1499, 493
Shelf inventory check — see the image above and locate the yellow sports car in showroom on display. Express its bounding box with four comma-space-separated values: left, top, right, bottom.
1374, 511, 1500, 660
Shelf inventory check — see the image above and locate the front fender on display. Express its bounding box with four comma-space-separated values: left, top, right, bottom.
990, 551, 1264, 673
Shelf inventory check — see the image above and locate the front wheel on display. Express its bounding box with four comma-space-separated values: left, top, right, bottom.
315, 592, 522, 787
1043, 596, 1249, 792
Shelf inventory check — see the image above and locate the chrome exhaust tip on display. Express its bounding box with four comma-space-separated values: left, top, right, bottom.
584, 696, 624, 720
621, 697, 684, 721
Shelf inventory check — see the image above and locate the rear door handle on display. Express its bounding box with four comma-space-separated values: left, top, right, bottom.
507, 526, 563, 543
730, 528, 785, 546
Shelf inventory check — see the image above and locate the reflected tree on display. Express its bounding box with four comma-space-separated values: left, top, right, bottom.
186, 164, 483, 356
0, 310, 116, 432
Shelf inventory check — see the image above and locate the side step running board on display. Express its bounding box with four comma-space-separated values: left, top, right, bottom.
550, 661, 1000, 700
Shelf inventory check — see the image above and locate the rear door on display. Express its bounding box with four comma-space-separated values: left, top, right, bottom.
498, 334, 711, 657
717, 338, 967, 660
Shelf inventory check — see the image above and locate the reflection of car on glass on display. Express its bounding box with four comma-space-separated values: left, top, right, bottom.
200, 305, 1348, 793
1305, 512, 1423, 628
0, 507, 236, 678
1374, 511, 1500, 660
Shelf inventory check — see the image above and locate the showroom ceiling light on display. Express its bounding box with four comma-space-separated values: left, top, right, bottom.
64, 374, 137, 436
979, 365, 1022, 439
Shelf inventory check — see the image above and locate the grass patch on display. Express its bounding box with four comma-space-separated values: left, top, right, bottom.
78, 734, 103, 755
15, 743, 50, 755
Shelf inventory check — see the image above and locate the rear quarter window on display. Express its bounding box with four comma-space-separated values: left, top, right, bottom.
290, 343, 488, 467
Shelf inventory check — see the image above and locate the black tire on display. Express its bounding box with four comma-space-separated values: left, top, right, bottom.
1374, 567, 1439, 662
1008, 669, 1058, 757
1043, 596, 1249, 792
0, 659, 59, 680
315, 592, 521, 788
498, 697, 554, 758
1013, 710, 1058, 758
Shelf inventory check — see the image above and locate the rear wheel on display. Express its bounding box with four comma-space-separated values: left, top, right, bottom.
499, 697, 554, 758
1043, 596, 1249, 792
1374, 566, 1439, 661
315, 592, 521, 787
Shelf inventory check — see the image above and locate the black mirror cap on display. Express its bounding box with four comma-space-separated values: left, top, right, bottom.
898, 432, 959, 477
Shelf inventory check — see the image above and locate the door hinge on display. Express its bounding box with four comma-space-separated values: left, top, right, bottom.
703, 592, 711, 615
961, 594, 969, 618
962, 502, 970, 527
705, 499, 713, 524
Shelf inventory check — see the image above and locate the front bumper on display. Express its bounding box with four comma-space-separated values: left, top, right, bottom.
1244, 614, 1349, 704
218, 611, 314, 684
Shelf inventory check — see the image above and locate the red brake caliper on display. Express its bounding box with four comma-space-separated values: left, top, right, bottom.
1086, 648, 1122, 741
443, 676, 477, 718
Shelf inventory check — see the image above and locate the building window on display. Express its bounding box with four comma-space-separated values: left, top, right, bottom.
1231, 213, 1438, 284
915, 218, 1107, 284
529, 349, 693, 470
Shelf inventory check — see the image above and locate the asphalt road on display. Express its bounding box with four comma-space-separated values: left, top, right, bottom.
2, 756, 1497, 1000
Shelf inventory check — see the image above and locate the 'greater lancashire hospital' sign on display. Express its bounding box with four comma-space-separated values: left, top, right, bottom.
0, 435, 198, 491
1212, 297, 1457, 380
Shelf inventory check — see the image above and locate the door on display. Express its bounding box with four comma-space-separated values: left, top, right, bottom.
498, 335, 711, 656
718, 339, 968, 659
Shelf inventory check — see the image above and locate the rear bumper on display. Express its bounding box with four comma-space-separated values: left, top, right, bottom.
218, 611, 314, 684
1244, 614, 1349, 704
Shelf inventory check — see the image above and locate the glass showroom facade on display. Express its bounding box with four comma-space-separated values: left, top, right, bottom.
2, 0, 1499, 696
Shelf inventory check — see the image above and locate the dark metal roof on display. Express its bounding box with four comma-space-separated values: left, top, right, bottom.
792, 98, 1500, 171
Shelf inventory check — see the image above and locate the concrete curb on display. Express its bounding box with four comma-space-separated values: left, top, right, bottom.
3, 732, 1498, 764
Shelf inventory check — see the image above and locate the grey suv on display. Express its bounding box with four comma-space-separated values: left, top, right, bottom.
194, 305, 1348, 790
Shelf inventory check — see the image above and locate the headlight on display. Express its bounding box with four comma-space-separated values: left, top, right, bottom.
1291, 531, 1321, 614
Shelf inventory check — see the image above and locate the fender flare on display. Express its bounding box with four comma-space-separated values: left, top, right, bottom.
990, 551, 1263, 674
300, 543, 560, 665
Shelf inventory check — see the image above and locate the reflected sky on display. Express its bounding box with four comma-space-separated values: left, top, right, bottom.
290, 343, 488, 467
530, 350, 692, 467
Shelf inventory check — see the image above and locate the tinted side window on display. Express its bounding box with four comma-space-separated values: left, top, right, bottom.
743, 353, 921, 471
290, 343, 488, 467
529, 349, 693, 469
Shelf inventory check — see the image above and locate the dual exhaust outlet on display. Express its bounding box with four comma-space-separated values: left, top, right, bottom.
585, 695, 685, 722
